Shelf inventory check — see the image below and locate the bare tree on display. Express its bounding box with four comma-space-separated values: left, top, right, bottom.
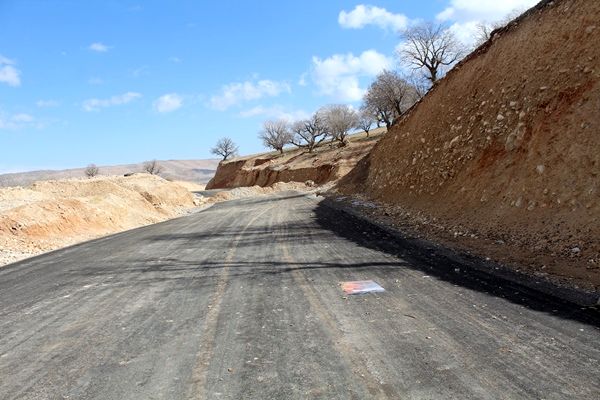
290, 112, 330, 153
473, 9, 524, 47
362, 70, 419, 129
84, 163, 99, 178
356, 109, 376, 137
321, 104, 359, 145
143, 159, 163, 175
259, 120, 293, 154
406, 73, 430, 100
399, 22, 465, 83
211, 137, 238, 161
474, 22, 495, 46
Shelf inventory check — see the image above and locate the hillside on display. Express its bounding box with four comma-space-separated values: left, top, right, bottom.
0, 159, 220, 188
206, 128, 385, 189
337, 0, 600, 289
0, 174, 199, 266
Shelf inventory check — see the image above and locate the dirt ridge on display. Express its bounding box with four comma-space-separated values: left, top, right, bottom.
337, 0, 600, 289
0, 174, 198, 266
206, 129, 385, 190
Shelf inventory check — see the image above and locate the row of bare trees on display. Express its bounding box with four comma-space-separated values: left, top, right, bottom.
257, 104, 363, 154
252, 22, 470, 155
83, 159, 164, 178
255, 68, 426, 155
211, 20, 507, 160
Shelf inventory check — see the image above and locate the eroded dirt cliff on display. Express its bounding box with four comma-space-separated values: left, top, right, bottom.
337, 0, 600, 289
206, 129, 385, 190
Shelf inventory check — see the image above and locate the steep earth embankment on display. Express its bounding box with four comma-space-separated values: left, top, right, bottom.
0, 174, 198, 266
206, 129, 385, 189
337, 0, 600, 289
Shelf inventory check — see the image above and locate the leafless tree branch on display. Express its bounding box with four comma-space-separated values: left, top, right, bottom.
211, 137, 238, 161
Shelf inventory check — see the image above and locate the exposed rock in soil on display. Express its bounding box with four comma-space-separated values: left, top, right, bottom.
336, 0, 600, 290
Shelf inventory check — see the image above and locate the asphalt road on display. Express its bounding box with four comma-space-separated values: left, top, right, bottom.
1, 192, 599, 399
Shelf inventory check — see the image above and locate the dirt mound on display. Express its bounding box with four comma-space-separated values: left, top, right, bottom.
209, 181, 314, 202
206, 129, 385, 189
0, 174, 196, 266
337, 0, 600, 289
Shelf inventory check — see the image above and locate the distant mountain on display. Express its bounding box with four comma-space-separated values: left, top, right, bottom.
0, 159, 220, 187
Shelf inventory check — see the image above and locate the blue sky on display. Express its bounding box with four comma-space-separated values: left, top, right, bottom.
0, 0, 536, 173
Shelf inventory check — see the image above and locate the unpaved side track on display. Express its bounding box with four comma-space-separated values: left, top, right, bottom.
0, 192, 598, 399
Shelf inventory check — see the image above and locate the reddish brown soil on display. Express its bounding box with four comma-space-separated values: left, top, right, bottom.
206, 129, 385, 189
337, 0, 600, 290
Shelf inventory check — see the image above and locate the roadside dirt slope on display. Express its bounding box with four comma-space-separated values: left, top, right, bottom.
0, 174, 196, 266
337, 0, 600, 289
206, 129, 385, 189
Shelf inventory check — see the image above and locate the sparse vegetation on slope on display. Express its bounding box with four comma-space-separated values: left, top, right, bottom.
206, 129, 386, 189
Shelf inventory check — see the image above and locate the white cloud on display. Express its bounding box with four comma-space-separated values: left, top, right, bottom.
131, 65, 150, 78
209, 79, 291, 111
437, 0, 537, 46
339, 5, 409, 32
169, 56, 182, 63
0, 111, 35, 130
36, 99, 59, 108
0, 55, 21, 87
12, 113, 33, 123
239, 105, 310, 122
310, 50, 392, 101
89, 42, 110, 52
82, 92, 141, 112
436, 0, 537, 22
153, 93, 183, 113
447, 21, 483, 46
298, 73, 308, 87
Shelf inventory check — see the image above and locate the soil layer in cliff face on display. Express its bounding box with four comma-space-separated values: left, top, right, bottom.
337, 0, 600, 290
206, 129, 385, 190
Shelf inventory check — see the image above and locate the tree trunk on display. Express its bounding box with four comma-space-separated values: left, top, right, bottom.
428, 66, 437, 83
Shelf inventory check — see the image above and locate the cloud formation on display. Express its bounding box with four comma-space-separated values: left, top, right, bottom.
154, 93, 183, 113
36, 100, 59, 108
0, 111, 35, 130
82, 92, 141, 112
88, 42, 110, 52
209, 79, 291, 111
239, 105, 310, 122
437, 0, 537, 46
0, 55, 21, 87
436, 0, 537, 22
338, 5, 409, 32
310, 50, 391, 101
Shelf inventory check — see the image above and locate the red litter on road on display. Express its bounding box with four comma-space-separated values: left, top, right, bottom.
341, 280, 385, 295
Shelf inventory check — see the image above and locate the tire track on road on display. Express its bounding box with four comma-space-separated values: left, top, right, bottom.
280, 196, 396, 399
189, 201, 277, 399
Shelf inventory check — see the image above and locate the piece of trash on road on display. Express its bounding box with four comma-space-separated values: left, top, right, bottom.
341, 280, 385, 295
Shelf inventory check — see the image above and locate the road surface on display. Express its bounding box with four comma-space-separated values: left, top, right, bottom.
1, 192, 599, 399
